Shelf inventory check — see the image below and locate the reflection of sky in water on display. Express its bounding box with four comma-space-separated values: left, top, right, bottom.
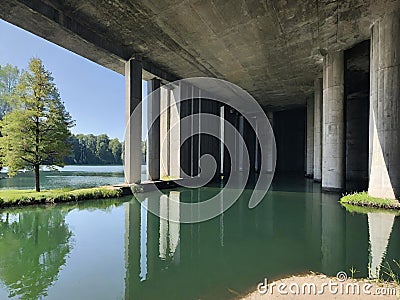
0, 165, 146, 190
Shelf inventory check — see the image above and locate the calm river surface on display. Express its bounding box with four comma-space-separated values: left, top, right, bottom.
0, 174, 400, 299
0, 165, 146, 190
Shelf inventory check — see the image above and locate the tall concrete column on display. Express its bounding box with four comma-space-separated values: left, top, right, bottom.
313, 78, 323, 182
306, 97, 314, 177
266, 112, 274, 173
159, 86, 169, 179
322, 51, 345, 191
170, 85, 181, 178
125, 58, 142, 184
147, 78, 161, 181
369, 11, 400, 199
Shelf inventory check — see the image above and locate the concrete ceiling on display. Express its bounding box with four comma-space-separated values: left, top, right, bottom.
0, 0, 398, 110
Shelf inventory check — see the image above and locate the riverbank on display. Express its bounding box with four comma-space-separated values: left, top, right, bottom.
241, 273, 399, 299
340, 192, 400, 211
0, 186, 123, 208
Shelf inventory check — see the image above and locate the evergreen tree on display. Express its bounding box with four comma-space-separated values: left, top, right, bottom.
0, 58, 75, 192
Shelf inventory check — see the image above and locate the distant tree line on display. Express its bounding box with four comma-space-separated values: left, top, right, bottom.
65, 134, 123, 165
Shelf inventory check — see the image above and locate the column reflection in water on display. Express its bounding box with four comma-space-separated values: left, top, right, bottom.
321, 193, 346, 275
159, 191, 180, 263
125, 191, 181, 299
305, 180, 322, 271
368, 212, 395, 278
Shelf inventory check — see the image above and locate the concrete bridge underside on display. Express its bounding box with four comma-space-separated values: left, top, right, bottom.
1, 0, 400, 198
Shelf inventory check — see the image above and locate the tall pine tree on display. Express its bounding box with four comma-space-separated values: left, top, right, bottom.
0, 58, 75, 192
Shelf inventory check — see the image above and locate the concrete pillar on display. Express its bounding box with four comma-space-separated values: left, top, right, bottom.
266, 112, 274, 173
179, 82, 191, 178
159, 86, 169, 179
169, 85, 181, 178
322, 51, 345, 191
313, 78, 323, 182
306, 97, 314, 177
147, 78, 161, 181
125, 58, 142, 184
368, 11, 400, 199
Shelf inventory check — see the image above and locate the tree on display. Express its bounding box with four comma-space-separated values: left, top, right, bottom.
109, 138, 122, 164
0, 58, 75, 192
0, 64, 21, 172
96, 134, 113, 163
0, 64, 20, 120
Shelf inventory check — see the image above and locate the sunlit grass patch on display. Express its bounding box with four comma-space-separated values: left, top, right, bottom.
0, 187, 122, 208
340, 192, 400, 212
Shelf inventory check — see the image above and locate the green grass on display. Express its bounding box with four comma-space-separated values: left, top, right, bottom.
340, 192, 400, 212
0, 187, 123, 208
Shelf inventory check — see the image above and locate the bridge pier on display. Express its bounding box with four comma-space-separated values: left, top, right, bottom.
368, 10, 400, 199
322, 51, 345, 192
147, 78, 161, 181
313, 78, 323, 182
306, 97, 314, 177
125, 58, 143, 184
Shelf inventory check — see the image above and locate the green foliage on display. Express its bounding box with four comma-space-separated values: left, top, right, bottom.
340, 192, 400, 211
0, 63, 21, 120
0, 58, 74, 191
0, 187, 123, 207
65, 133, 123, 165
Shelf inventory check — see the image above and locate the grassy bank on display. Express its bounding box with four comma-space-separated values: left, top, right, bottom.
340, 192, 400, 211
0, 187, 123, 208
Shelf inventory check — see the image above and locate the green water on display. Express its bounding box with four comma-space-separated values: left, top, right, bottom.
0, 175, 399, 299
0, 165, 146, 190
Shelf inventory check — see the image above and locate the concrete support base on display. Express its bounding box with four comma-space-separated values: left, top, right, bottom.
322, 51, 345, 191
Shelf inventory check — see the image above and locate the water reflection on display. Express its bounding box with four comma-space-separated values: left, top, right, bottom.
124, 182, 400, 299
368, 212, 395, 278
0, 208, 72, 299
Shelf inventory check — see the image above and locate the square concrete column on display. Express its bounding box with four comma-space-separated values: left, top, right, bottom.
368, 10, 400, 199
125, 58, 142, 184
313, 78, 323, 182
146, 78, 161, 181
169, 85, 181, 178
306, 97, 314, 177
322, 51, 345, 191
160, 86, 169, 179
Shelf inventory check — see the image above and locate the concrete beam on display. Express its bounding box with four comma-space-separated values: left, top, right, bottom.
322, 51, 345, 191
368, 11, 400, 199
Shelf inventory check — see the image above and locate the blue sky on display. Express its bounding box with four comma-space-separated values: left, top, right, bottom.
0, 19, 148, 141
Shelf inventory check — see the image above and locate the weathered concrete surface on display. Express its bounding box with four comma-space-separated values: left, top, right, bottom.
368, 10, 400, 199
313, 78, 322, 182
1, 0, 399, 109
306, 97, 314, 177
322, 51, 344, 191
147, 78, 161, 181
125, 59, 142, 184
345, 41, 370, 190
